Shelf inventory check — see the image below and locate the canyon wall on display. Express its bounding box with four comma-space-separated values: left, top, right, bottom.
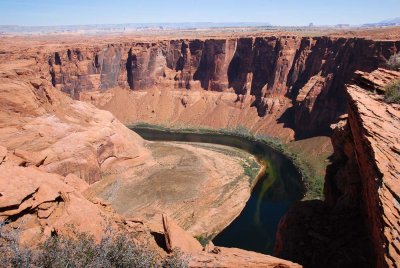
275, 69, 400, 268
326, 69, 400, 267
45, 37, 400, 138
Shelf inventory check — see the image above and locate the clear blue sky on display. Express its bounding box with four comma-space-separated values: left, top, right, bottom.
0, 0, 399, 26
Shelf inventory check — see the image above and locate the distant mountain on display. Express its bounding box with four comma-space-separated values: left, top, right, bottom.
379, 17, 400, 24
0, 22, 272, 35
363, 17, 400, 27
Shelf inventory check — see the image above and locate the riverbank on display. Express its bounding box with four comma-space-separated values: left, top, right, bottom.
129, 125, 303, 254
129, 122, 326, 200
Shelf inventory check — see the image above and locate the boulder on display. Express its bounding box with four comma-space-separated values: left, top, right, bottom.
162, 214, 203, 253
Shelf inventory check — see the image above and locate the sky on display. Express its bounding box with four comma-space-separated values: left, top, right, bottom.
0, 0, 399, 27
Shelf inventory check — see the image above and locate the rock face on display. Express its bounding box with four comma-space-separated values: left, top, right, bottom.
275, 69, 400, 268
0, 155, 123, 244
162, 214, 203, 253
0, 63, 151, 244
274, 199, 374, 268
0, 67, 148, 185
330, 69, 400, 268
45, 37, 400, 138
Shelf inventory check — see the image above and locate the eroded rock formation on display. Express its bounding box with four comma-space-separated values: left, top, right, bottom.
45, 37, 400, 138
275, 69, 400, 268
0, 64, 151, 243
329, 69, 400, 267
0, 68, 148, 184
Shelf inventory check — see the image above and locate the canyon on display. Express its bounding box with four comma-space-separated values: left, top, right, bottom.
0, 27, 399, 268
0, 55, 300, 267
43, 35, 400, 140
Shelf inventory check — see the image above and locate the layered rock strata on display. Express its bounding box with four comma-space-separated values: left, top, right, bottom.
275, 69, 400, 268
331, 69, 400, 267
44, 37, 400, 138
0, 64, 151, 243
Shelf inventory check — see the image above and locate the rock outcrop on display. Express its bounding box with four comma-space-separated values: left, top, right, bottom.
0, 151, 125, 244
189, 247, 302, 268
162, 214, 203, 253
0, 63, 151, 245
336, 69, 400, 267
0, 67, 148, 184
162, 213, 301, 268
275, 69, 400, 268
44, 37, 400, 138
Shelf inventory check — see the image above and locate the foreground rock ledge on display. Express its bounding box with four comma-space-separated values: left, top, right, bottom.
162, 215, 301, 268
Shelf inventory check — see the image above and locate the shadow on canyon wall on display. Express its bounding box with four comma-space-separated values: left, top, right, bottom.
49, 37, 400, 139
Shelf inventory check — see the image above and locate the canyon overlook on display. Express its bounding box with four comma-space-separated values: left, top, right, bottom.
0, 28, 399, 268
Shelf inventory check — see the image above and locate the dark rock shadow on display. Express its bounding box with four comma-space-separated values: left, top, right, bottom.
274, 200, 375, 268
150, 231, 168, 252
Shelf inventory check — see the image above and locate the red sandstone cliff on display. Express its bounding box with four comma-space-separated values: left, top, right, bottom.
327, 69, 400, 267
275, 69, 400, 268
0, 64, 155, 249
44, 37, 400, 138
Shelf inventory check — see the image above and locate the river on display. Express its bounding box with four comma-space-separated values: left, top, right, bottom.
130, 127, 304, 254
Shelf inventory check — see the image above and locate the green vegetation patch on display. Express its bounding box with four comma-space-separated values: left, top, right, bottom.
242, 157, 261, 186
194, 234, 213, 247
387, 53, 400, 71
384, 79, 400, 104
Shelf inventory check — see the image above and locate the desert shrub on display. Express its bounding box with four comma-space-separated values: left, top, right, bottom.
0, 222, 33, 268
0, 222, 188, 268
194, 234, 211, 247
387, 53, 400, 70
37, 232, 160, 268
384, 79, 400, 104
160, 250, 189, 268
229, 125, 250, 137
36, 232, 98, 268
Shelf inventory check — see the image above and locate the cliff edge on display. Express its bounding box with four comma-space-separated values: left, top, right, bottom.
275, 68, 400, 268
